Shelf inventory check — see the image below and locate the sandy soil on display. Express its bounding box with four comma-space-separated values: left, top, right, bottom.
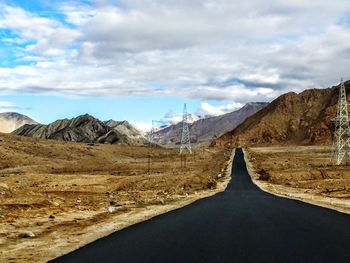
0, 133, 233, 262
244, 146, 350, 214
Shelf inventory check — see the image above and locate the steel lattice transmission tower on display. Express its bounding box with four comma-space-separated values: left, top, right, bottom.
333, 78, 350, 165
179, 103, 192, 155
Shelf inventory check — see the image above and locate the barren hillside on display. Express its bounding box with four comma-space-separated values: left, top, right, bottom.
214, 81, 350, 147
0, 112, 37, 133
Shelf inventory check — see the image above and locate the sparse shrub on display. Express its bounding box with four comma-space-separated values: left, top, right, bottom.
206, 180, 217, 189
258, 169, 270, 181
18, 231, 35, 238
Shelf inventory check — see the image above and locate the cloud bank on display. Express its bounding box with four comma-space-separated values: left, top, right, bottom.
0, 0, 350, 103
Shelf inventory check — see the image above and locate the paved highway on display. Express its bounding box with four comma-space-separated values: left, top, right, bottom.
52, 149, 350, 263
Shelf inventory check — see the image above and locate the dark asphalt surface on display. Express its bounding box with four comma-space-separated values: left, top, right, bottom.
51, 149, 350, 263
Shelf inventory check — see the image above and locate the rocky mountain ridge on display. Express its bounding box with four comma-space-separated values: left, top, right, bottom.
214, 81, 350, 147
13, 114, 146, 145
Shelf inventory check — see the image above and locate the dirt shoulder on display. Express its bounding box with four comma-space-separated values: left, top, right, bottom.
0, 133, 234, 262
243, 147, 350, 214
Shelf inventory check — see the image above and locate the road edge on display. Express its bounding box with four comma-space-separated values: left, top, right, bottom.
243, 148, 350, 215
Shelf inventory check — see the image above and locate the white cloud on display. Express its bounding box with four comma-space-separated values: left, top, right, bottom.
164, 111, 201, 124
131, 121, 152, 133
0, 1, 350, 103
0, 101, 17, 112
60, 3, 96, 26
162, 111, 183, 126
0, 5, 79, 57
198, 102, 244, 117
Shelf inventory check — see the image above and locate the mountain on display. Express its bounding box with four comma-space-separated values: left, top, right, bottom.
12, 114, 146, 145
0, 112, 38, 133
105, 120, 146, 145
152, 102, 268, 146
213, 81, 349, 147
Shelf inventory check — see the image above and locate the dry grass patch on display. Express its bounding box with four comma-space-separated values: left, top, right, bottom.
0, 133, 233, 262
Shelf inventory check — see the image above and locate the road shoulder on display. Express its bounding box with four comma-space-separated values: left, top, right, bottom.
243, 149, 350, 215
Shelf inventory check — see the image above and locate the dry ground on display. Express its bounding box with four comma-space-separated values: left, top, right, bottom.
0, 134, 232, 262
245, 146, 350, 213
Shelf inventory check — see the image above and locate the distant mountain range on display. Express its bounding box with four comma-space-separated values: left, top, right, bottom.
0, 112, 38, 133
152, 102, 268, 146
214, 81, 349, 147
11, 80, 344, 149
12, 114, 146, 145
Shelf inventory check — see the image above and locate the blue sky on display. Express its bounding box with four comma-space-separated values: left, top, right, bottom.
1, 94, 202, 125
0, 0, 350, 131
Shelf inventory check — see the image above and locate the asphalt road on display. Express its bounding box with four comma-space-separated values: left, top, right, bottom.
52, 149, 350, 263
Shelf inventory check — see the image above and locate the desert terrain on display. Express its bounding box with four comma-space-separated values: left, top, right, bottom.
0, 133, 232, 262
245, 146, 350, 214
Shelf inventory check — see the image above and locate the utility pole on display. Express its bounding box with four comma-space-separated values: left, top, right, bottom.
179, 103, 192, 155
333, 78, 350, 165
148, 120, 155, 174
180, 154, 187, 168
147, 120, 169, 174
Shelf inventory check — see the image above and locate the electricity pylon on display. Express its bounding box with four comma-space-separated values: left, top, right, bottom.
333, 78, 350, 165
179, 103, 192, 155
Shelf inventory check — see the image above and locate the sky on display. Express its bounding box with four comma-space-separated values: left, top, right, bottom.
0, 0, 350, 131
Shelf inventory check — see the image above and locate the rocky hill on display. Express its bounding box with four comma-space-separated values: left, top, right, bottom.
12, 114, 146, 145
0, 112, 38, 133
152, 102, 268, 146
105, 120, 146, 145
214, 81, 350, 147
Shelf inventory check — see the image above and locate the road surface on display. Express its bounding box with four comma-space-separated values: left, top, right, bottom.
52, 149, 350, 263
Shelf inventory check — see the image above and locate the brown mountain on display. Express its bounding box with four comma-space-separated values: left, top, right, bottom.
12, 114, 146, 145
213, 81, 350, 147
152, 102, 268, 147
